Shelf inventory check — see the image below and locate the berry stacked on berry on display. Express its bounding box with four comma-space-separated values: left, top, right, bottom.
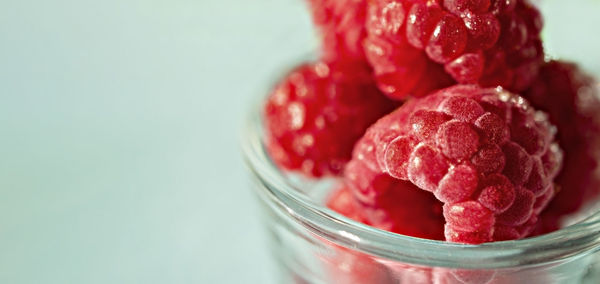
263, 0, 600, 246
261, 1, 600, 282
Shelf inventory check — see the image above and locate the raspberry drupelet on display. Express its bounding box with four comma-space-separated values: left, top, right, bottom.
344, 85, 563, 244
264, 62, 398, 177
525, 61, 600, 232
364, 0, 544, 100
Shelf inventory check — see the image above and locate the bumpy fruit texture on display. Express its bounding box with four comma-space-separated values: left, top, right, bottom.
344, 85, 563, 244
264, 62, 397, 177
307, 0, 369, 63
364, 0, 544, 100
524, 61, 600, 232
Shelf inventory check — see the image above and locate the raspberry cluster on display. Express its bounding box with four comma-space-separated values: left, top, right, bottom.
262, 0, 600, 247
259, 1, 600, 283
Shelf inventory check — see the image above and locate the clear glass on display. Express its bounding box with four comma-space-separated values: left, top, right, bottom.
242, 99, 600, 283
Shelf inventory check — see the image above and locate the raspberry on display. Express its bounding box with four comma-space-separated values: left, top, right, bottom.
364, 0, 544, 100
264, 62, 397, 177
307, 0, 369, 63
344, 85, 563, 244
363, 6, 455, 100
524, 61, 600, 232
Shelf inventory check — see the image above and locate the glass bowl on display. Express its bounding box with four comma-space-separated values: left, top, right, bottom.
242, 98, 600, 283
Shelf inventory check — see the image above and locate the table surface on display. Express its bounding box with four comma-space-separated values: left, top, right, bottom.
0, 0, 598, 283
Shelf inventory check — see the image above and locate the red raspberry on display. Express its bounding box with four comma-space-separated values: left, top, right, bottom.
524, 61, 600, 232
344, 85, 563, 244
363, 1, 455, 99
307, 0, 369, 63
264, 62, 397, 177
364, 0, 544, 100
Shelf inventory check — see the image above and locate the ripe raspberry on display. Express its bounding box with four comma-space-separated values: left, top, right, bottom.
344, 85, 563, 244
364, 0, 544, 100
524, 61, 600, 232
307, 0, 369, 63
264, 62, 397, 177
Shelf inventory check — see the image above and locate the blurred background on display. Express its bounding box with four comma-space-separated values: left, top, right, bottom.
0, 0, 598, 283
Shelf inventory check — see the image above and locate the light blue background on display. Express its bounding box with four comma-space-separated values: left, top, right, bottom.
0, 1, 598, 283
